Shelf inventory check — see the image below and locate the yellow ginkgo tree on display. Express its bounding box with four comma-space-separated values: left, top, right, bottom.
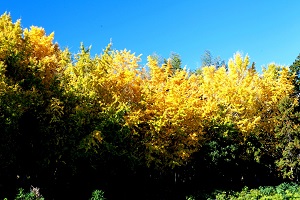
1, 11, 297, 173
65, 48, 296, 169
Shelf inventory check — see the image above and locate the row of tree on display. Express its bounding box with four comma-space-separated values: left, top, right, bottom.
1, 12, 300, 199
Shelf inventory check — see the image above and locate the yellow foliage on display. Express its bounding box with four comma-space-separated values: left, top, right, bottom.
1, 12, 296, 168
200, 53, 295, 137
63, 46, 295, 167
0, 13, 69, 87
24, 26, 68, 85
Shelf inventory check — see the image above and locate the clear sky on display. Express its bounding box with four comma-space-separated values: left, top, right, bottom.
1, 1, 300, 72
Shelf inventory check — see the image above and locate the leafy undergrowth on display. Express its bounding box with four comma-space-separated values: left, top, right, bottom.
5, 183, 300, 200
205, 182, 300, 200
3, 187, 105, 200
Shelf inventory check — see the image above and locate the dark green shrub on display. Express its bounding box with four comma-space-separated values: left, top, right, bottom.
90, 190, 105, 200
14, 186, 44, 200
203, 182, 300, 200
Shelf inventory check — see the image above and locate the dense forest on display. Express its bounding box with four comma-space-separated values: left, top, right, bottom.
1, 12, 300, 199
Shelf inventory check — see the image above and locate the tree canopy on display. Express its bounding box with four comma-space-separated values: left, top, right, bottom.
0, 12, 300, 199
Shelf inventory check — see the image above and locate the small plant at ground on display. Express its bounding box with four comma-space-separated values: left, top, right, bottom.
90, 190, 105, 200
185, 195, 195, 200
14, 186, 44, 200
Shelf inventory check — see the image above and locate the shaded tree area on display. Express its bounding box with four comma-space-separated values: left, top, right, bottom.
1, 13, 300, 200
290, 54, 300, 95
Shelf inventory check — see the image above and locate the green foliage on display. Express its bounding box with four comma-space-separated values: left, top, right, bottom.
90, 190, 105, 200
290, 53, 300, 93
165, 52, 182, 71
207, 182, 300, 200
7, 188, 105, 200
195, 50, 227, 75
200, 50, 226, 68
203, 120, 240, 166
14, 187, 44, 200
150, 52, 182, 73
274, 97, 300, 180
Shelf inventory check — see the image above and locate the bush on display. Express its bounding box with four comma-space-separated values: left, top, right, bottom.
4, 187, 105, 200
90, 190, 105, 200
207, 182, 300, 200
14, 186, 44, 200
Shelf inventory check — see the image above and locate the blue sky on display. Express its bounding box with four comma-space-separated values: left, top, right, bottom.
1, 1, 300, 72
